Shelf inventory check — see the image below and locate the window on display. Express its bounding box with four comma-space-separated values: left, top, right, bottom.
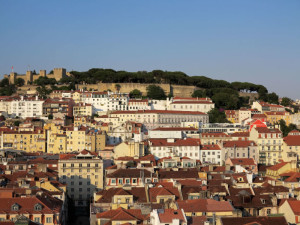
34, 203, 43, 211
34, 218, 40, 223
11, 204, 19, 211
46, 217, 52, 223
267, 209, 271, 215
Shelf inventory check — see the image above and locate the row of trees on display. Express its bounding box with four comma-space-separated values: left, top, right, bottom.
64, 68, 269, 97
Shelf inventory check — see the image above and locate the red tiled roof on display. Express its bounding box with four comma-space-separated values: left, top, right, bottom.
229, 158, 256, 166
265, 111, 287, 116
288, 199, 300, 215
252, 114, 267, 119
221, 216, 288, 225
255, 127, 282, 134
158, 209, 186, 223
284, 135, 300, 146
267, 161, 288, 171
223, 141, 256, 148
201, 144, 221, 150
96, 208, 147, 221
177, 199, 233, 212
230, 132, 250, 137
149, 187, 181, 202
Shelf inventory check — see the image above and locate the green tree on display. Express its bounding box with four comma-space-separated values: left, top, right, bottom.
14, 121, 20, 126
115, 84, 121, 92
192, 90, 205, 98
36, 86, 52, 99
267, 92, 279, 104
0, 78, 9, 87
208, 108, 229, 123
129, 89, 142, 98
281, 97, 292, 107
146, 85, 166, 100
279, 119, 299, 137
15, 78, 25, 87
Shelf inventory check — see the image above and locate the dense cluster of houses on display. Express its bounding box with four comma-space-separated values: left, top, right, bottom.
0, 90, 300, 225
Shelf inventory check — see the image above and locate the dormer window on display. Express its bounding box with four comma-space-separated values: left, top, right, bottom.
261, 199, 266, 204
34, 203, 43, 211
11, 203, 19, 211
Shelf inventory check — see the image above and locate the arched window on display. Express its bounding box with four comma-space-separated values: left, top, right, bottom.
34, 203, 43, 211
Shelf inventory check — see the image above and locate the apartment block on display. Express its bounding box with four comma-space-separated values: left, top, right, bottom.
58, 150, 104, 207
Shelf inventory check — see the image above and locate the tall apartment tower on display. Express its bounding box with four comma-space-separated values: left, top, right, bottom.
58, 150, 104, 208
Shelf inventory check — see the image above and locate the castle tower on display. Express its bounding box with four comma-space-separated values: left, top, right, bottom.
53, 68, 66, 80
9, 72, 17, 84
26, 71, 33, 84
39, 70, 46, 77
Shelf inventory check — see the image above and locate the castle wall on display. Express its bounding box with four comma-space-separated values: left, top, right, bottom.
77, 83, 199, 98
4, 68, 67, 85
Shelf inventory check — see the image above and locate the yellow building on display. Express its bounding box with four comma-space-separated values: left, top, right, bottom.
0, 128, 46, 152
225, 110, 237, 123
266, 161, 297, 179
45, 123, 67, 154
65, 126, 88, 152
249, 126, 283, 165
177, 199, 234, 225
58, 150, 104, 207
113, 142, 144, 159
73, 103, 93, 117
86, 129, 106, 151
282, 130, 300, 163
264, 111, 291, 125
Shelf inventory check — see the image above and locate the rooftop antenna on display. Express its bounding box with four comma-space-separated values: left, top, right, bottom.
11, 66, 14, 73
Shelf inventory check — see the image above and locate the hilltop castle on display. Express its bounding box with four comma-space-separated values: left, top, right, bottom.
4, 68, 69, 85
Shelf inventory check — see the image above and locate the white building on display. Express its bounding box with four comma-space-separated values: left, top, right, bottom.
149, 138, 201, 160
149, 99, 172, 110
222, 140, 258, 162
148, 127, 199, 139
150, 209, 187, 225
110, 110, 209, 129
128, 99, 150, 110
200, 144, 223, 165
169, 97, 214, 113
81, 91, 129, 112
10, 96, 44, 118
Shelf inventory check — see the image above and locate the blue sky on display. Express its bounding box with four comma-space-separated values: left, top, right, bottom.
0, 1, 299, 99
